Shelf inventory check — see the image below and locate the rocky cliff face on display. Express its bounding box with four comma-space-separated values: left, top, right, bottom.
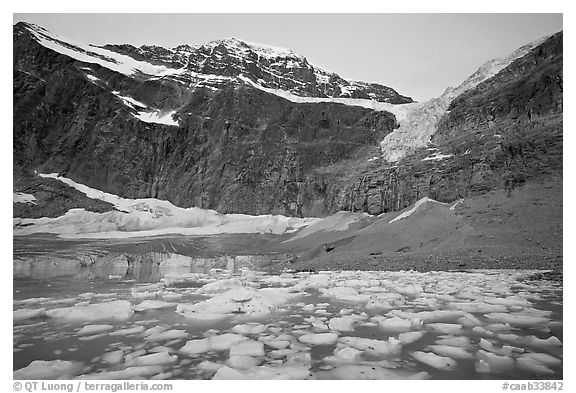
332, 32, 562, 214
13, 22, 398, 217
13, 22, 562, 218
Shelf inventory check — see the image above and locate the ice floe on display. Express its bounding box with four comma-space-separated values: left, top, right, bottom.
411, 351, 457, 370
14, 360, 84, 379
13, 308, 46, 322
299, 333, 339, 346
77, 324, 114, 335
46, 300, 134, 322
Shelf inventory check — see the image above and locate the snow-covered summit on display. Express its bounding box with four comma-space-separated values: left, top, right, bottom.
198, 37, 303, 60
17, 22, 412, 106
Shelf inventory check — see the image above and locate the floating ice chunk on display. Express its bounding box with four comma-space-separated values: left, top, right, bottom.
14, 297, 52, 306
269, 348, 300, 358
46, 300, 134, 322
133, 300, 177, 311
265, 340, 291, 350
212, 364, 311, 380
126, 352, 177, 367
484, 313, 549, 327
319, 287, 371, 303
14, 308, 46, 321
379, 317, 423, 332
484, 323, 514, 332
520, 353, 562, 366
149, 346, 176, 354
229, 340, 265, 357
131, 283, 164, 298
78, 334, 107, 341
523, 335, 562, 348
144, 329, 188, 342
307, 317, 329, 331
398, 331, 424, 345
328, 317, 355, 332
227, 355, 261, 369
316, 364, 429, 380
231, 323, 267, 335
410, 351, 457, 371
338, 337, 402, 357
197, 361, 225, 373
483, 296, 532, 308
324, 347, 363, 363
472, 326, 496, 337
449, 302, 508, 313
428, 345, 474, 359
179, 338, 211, 355
517, 357, 555, 375
101, 350, 124, 364
77, 324, 114, 336
260, 276, 298, 286
394, 284, 424, 297
200, 278, 244, 293
109, 325, 145, 336
458, 313, 483, 327
478, 338, 524, 357
179, 333, 248, 355
435, 336, 472, 348
299, 333, 339, 346
476, 350, 515, 373
14, 360, 84, 379
385, 309, 463, 323
427, 323, 463, 334
177, 287, 297, 320
210, 333, 249, 351
77, 365, 164, 380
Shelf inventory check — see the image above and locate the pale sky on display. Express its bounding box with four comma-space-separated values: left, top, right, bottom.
13, 14, 562, 101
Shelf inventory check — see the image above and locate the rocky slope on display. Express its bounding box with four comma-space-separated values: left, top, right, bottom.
13, 22, 562, 219
327, 32, 563, 215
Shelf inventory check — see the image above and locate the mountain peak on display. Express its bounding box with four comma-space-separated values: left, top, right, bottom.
197, 36, 301, 60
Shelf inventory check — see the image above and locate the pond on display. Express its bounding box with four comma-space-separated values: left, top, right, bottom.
13, 265, 563, 380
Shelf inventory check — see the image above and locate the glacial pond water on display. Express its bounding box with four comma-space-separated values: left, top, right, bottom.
13, 254, 563, 380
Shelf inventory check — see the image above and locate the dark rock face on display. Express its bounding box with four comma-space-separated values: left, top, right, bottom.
13, 22, 562, 218
13, 168, 114, 219
13, 23, 397, 217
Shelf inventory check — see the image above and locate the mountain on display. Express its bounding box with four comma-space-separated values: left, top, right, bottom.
13, 22, 562, 220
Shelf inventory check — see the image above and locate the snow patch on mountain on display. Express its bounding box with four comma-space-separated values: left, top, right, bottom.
201, 37, 301, 60
13, 173, 320, 238
238, 75, 415, 119
389, 197, 447, 223
422, 152, 453, 161
110, 91, 179, 126
24, 23, 174, 77
14, 192, 37, 205
134, 110, 179, 126
380, 35, 550, 162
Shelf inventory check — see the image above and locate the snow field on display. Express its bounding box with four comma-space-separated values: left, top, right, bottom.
13, 173, 320, 238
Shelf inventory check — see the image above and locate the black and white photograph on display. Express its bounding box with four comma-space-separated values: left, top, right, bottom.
10, 6, 567, 386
